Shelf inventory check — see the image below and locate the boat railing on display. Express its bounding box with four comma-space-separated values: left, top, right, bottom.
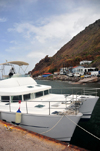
82, 89, 98, 96
1, 88, 99, 115
50, 87, 98, 96
3, 100, 79, 115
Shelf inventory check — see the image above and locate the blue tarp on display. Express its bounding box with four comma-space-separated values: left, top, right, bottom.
42, 74, 50, 77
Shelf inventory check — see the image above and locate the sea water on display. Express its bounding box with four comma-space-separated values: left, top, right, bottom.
36, 80, 100, 151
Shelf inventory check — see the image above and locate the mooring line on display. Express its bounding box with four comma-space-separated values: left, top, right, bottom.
40, 115, 64, 134
65, 114, 100, 141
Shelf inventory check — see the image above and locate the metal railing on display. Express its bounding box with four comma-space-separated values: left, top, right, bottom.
8, 100, 70, 115
50, 87, 98, 96
0, 87, 99, 115
1, 99, 80, 115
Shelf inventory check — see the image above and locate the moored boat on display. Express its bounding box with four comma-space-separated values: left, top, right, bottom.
0, 61, 99, 141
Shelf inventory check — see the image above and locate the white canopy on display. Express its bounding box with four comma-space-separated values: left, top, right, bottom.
0, 61, 29, 66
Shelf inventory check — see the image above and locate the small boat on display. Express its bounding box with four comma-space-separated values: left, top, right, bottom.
0, 61, 99, 141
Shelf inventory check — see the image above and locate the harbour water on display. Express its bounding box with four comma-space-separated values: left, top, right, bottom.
36, 80, 100, 151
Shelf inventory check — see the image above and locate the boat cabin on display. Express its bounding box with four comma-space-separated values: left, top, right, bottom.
0, 74, 51, 103
0, 61, 51, 103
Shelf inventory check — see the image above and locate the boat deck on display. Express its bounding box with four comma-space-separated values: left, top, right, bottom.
0, 94, 72, 115
0, 93, 97, 116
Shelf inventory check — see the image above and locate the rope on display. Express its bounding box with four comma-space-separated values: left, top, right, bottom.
65, 114, 100, 141
40, 115, 64, 134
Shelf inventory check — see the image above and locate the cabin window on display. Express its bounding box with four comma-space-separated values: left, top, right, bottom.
11, 95, 22, 102
35, 91, 43, 98
1, 96, 10, 102
44, 90, 49, 95
24, 94, 31, 100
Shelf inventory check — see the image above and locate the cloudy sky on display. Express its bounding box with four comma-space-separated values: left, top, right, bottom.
0, 0, 100, 72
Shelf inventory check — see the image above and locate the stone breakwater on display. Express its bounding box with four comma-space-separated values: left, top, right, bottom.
34, 75, 100, 84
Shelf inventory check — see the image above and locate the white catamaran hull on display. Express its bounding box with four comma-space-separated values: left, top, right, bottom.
79, 96, 98, 119
0, 111, 82, 141
66, 95, 99, 119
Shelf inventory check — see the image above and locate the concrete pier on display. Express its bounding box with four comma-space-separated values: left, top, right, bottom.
0, 120, 87, 151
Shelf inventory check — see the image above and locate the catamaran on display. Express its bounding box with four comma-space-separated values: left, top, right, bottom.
0, 61, 99, 141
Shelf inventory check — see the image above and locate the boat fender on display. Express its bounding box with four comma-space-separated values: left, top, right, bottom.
15, 108, 21, 125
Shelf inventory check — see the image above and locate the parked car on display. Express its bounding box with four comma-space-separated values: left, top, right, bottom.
97, 74, 100, 77
74, 73, 80, 77
84, 75, 91, 78
67, 73, 74, 77
81, 75, 84, 78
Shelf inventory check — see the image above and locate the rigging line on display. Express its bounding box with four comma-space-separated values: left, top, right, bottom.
40, 115, 64, 134
65, 114, 100, 141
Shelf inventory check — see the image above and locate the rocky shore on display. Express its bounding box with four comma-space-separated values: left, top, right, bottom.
34, 75, 100, 84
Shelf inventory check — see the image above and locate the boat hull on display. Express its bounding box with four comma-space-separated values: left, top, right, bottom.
66, 95, 99, 119
79, 96, 99, 119
0, 111, 82, 141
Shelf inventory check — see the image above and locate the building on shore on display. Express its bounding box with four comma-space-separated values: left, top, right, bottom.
60, 67, 68, 75
72, 66, 98, 76
80, 60, 92, 65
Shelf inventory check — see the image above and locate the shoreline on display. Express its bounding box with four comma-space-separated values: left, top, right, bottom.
34, 75, 100, 84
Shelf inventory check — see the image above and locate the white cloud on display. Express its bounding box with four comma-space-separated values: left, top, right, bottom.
6, 3, 100, 71
8, 7, 100, 47
27, 51, 46, 59
10, 40, 17, 44
5, 46, 17, 52
0, 17, 7, 22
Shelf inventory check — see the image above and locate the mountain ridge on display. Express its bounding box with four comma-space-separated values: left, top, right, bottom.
31, 19, 100, 77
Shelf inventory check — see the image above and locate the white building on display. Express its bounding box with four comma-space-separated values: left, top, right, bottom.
80, 60, 92, 65
60, 67, 67, 75
72, 66, 97, 75
72, 66, 84, 75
